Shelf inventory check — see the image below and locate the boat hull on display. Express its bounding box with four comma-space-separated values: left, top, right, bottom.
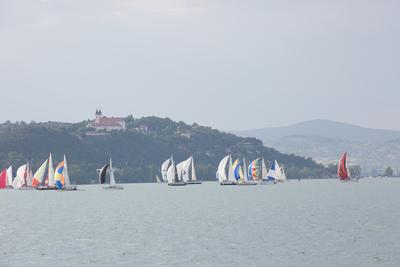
103, 185, 124, 190
220, 181, 236, 186
237, 182, 257, 186
168, 182, 187, 186
36, 186, 58, 191
186, 181, 202, 185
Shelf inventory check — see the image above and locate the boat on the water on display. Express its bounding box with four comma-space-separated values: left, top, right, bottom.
217, 155, 237, 185
180, 156, 202, 185
167, 157, 187, 186
274, 160, 287, 183
235, 158, 256, 185
36, 154, 58, 190
55, 155, 77, 191
11, 164, 34, 190
99, 158, 124, 190
338, 152, 358, 182
161, 157, 172, 183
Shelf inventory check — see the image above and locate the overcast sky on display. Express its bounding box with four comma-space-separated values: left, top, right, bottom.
0, 0, 399, 131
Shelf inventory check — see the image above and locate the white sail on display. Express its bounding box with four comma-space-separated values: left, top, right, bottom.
261, 158, 268, 180
6, 166, 13, 187
176, 161, 185, 182
161, 158, 172, 182
242, 158, 248, 182
279, 165, 287, 182
190, 157, 197, 181
217, 155, 230, 182
109, 158, 116, 187
48, 153, 56, 187
228, 155, 236, 183
63, 155, 71, 186
26, 162, 33, 187
167, 161, 176, 184
12, 164, 27, 189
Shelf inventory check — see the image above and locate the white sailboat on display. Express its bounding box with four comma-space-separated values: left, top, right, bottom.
275, 162, 287, 183
161, 157, 172, 183
62, 155, 77, 191
12, 164, 28, 189
217, 155, 237, 185
167, 158, 187, 186
99, 158, 124, 190
181, 156, 201, 185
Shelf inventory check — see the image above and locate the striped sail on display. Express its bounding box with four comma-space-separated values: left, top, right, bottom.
248, 158, 261, 181
232, 159, 241, 181
54, 161, 65, 189
338, 152, 350, 180
227, 155, 236, 183
32, 159, 48, 187
26, 162, 34, 187
242, 158, 249, 182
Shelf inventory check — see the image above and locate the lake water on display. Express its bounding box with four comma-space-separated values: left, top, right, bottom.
1, 179, 399, 266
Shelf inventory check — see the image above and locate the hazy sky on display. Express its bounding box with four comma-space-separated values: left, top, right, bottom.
1, 0, 399, 131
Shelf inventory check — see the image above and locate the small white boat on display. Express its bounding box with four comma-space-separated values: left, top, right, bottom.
217, 155, 237, 185
167, 157, 187, 186
180, 156, 202, 185
99, 158, 124, 190
161, 157, 173, 183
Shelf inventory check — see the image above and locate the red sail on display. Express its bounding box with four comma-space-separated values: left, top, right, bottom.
0, 169, 6, 188
338, 152, 349, 180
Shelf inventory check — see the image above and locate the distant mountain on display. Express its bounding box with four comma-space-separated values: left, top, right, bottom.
235, 120, 400, 176
0, 117, 330, 184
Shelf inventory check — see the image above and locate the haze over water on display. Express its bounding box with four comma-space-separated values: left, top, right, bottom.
1, 179, 399, 266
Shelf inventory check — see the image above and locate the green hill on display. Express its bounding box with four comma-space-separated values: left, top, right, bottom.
0, 117, 331, 184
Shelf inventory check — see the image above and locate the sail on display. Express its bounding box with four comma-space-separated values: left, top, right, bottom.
32, 159, 48, 187
47, 154, 56, 187
13, 164, 27, 189
261, 158, 268, 180
232, 159, 241, 181
63, 155, 71, 186
26, 162, 34, 187
161, 158, 172, 182
279, 165, 287, 182
167, 161, 176, 184
99, 163, 109, 184
338, 152, 349, 180
156, 175, 162, 183
217, 155, 230, 183
54, 161, 65, 189
181, 157, 191, 182
109, 158, 116, 187
242, 158, 248, 182
0, 169, 6, 188
249, 158, 261, 181
227, 155, 236, 183
267, 161, 277, 181
176, 161, 185, 182
190, 157, 197, 181
6, 166, 13, 187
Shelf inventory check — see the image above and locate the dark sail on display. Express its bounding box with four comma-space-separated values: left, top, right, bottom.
99, 163, 109, 184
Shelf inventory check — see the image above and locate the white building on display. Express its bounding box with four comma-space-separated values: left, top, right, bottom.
88, 110, 126, 132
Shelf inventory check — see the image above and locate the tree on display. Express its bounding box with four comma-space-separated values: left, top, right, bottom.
384, 166, 393, 177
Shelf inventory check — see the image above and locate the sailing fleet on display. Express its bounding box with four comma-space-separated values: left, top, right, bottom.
0, 152, 356, 190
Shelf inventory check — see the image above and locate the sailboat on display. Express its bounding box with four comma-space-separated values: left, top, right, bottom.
37, 153, 58, 190
236, 158, 256, 186
54, 155, 78, 191
266, 160, 279, 184
338, 152, 353, 182
155, 175, 162, 183
248, 158, 261, 183
12, 164, 33, 190
167, 157, 187, 186
275, 162, 287, 183
161, 157, 173, 183
217, 155, 237, 185
181, 156, 201, 185
99, 158, 124, 190
32, 159, 48, 188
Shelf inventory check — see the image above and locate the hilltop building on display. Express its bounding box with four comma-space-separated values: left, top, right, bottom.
88, 110, 126, 132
